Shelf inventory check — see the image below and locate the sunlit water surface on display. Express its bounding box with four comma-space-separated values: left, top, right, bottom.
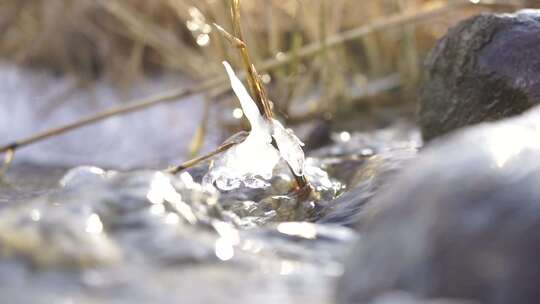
0, 64, 421, 303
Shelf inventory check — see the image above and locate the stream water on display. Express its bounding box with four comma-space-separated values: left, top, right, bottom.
0, 64, 421, 304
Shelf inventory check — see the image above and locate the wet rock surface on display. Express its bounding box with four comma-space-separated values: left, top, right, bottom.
313, 123, 420, 227
337, 106, 540, 304
317, 148, 417, 227
419, 10, 540, 142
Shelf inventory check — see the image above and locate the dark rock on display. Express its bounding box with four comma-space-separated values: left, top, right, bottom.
304, 119, 333, 150
337, 105, 540, 304
419, 10, 540, 142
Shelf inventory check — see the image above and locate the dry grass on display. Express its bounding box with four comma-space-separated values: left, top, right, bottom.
0, 0, 529, 118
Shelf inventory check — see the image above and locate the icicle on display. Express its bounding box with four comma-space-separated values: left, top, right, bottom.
203, 61, 306, 191
271, 119, 305, 176
204, 62, 279, 190
222, 61, 267, 135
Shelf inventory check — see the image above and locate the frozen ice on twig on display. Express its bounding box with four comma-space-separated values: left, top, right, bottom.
271, 119, 305, 176
222, 62, 268, 135
203, 62, 279, 190
203, 61, 306, 190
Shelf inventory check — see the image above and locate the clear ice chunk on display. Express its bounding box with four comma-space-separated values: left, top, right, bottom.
271, 119, 305, 176
204, 61, 306, 191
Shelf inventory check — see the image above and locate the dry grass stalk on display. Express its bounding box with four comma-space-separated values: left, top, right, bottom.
215, 0, 309, 190
0, 0, 519, 174
0, 149, 14, 179
165, 131, 248, 175
187, 95, 211, 157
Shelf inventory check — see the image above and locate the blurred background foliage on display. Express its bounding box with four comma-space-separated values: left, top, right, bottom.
0, 0, 531, 125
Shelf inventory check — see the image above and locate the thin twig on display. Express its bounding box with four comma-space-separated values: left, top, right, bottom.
188, 95, 211, 158
0, 79, 224, 155
165, 142, 235, 175
0, 1, 481, 157
0, 148, 14, 178
229, 0, 273, 119
165, 131, 249, 174
213, 24, 273, 121
319, 0, 332, 113
223, 0, 313, 190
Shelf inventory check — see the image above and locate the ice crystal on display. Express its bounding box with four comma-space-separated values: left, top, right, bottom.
203, 61, 306, 190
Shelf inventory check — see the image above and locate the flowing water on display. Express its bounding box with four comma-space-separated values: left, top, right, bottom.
0, 64, 421, 304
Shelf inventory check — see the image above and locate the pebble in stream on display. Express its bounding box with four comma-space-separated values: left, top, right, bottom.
419, 10, 540, 142
337, 105, 540, 304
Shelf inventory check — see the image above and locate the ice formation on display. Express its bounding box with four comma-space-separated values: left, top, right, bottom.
271, 119, 305, 176
203, 61, 306, 190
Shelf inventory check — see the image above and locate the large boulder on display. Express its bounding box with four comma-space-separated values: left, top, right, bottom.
337, 105, 540, 304
419, 10, 540, 142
